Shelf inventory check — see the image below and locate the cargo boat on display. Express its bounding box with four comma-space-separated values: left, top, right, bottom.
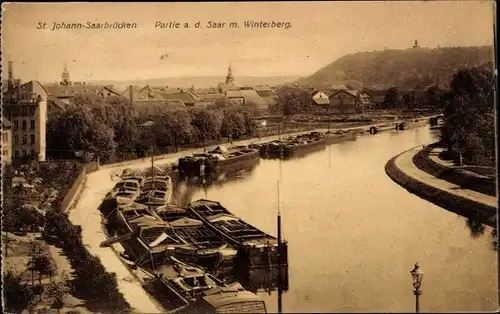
152, 257, 266, 313
260, 132, 326, 159
101, 202, 237, 272
178, 146, 259, 178
323, 130, 357, 144
187, 200, 288, 269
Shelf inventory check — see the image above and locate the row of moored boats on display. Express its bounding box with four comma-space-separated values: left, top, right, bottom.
99, 170, 286, 313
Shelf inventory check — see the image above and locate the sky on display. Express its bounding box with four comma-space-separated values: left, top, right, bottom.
1, 1, 496, 82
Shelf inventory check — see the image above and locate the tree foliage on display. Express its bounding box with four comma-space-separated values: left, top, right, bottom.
440, 63, 495, 166
277, 86, 316, 115
3, 269, 34, 312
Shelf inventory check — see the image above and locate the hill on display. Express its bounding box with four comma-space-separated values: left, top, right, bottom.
89, 75, 301, 91
297, 46, 494, 90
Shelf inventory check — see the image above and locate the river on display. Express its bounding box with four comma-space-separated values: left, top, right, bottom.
171, 126, 498, 313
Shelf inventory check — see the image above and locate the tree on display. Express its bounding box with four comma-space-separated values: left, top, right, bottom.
221, 109, 246, 141
440, 64, 495, 166
4, 205, 45, 233
189, 108, 223, 146
382, 87, 401, 109
47, 106, 117, 162
28, 240, 46, 287
3, 269, 34, 312
277, 86, 315, 115
46, 272, 71, 312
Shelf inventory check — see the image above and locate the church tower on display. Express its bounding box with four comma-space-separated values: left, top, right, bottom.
225, 64, 235, 86
413, 40, 420, 49
61, 62, 70, 85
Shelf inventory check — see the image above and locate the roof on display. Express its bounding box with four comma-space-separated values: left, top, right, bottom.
226, 89, 268, 108
44, 83, 119, 99
311, 91, 330, 105
166, 99, 186, 109
2, 117, 12, 128
48, 95, 71, 111
329, 89, 359, 98
197, 93, 225, 101
161, 91, 198, 105
262, 96, 278, 106
255, 89, 274, 97
201, 290, 264, 309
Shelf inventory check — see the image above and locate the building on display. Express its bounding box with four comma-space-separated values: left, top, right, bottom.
2, 117, 13, 165
217, 65, 238, 94
3, 62, 48, 161
226, 88, 269, 112
413, 40, 420, 48
160, 90, 200, 107
311, 90, 330, 108
123, 85, 188, 110
327, 90, 361, 114
44, 64, 121, 105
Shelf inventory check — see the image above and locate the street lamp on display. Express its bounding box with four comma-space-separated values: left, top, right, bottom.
140, 121, 155, 185
410, 263, 424, 313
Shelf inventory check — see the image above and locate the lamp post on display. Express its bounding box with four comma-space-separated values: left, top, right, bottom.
410, 263, 424, 313
140, 121, 155, 186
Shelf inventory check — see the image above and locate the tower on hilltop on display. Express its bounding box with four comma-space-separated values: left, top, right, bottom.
413, 40, 420, 48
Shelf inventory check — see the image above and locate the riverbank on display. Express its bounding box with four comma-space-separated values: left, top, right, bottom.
69, 119, 435, 311
385, 146, 497, 227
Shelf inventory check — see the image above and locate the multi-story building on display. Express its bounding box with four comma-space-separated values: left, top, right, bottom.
2, 117, 13, 165
2, 61, 48, 162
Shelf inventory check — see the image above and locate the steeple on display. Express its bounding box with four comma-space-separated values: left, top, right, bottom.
225, 64, 235, 85
61, 62, 70, 85
413, 40, 420, 49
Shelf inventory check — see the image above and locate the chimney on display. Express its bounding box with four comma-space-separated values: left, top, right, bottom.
8, 61, 14, 81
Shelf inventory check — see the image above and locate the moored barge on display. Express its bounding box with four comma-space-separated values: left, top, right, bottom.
259, 132, 327, 159
187, 199, 288, 269
152, 257, 267, 313
178, 146, 259, 178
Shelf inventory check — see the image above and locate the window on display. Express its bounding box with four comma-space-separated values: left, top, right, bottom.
15, 150, 20, 157
23, 150, 27, 157
14, 135, 18, 144
31, 149, 36, 156
30, 135, 35, 144
30, 120, 35, 130
22, 120, 27, 130
14, 121, 19, 130
31, 107, 36, 115
23, 135, 27, 144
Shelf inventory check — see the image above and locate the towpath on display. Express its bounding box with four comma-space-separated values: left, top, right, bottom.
393, 146, 497, 208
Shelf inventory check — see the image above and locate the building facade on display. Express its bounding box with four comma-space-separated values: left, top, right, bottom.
328, 90, 359, 114
2, 118, 13, 165
3, 62, 48, 161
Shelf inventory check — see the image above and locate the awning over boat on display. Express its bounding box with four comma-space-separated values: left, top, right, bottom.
207, 213, 238, 222
149, 232, 169, 247
170, 217, 204, 227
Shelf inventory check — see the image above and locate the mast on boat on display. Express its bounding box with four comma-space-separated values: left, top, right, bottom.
277, 179, 283, 314
277, 142, 284, 313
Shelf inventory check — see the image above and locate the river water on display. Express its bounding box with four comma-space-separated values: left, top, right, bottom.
172, 127, 498, 313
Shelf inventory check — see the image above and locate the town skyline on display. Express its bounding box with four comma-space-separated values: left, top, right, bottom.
2, 1, 495, 82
